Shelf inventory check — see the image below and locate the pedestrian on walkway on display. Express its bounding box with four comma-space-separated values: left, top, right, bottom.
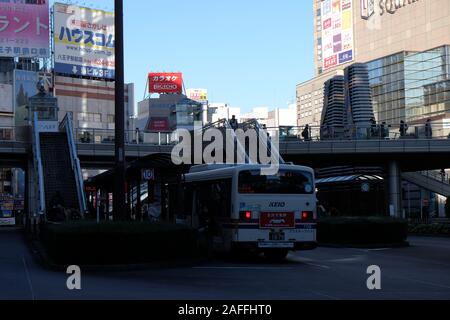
399, 120, 408, 137
229, 115, 238, 130
302, 124, 311, 142
370, 117, 377, 137
425, 119, 433, 139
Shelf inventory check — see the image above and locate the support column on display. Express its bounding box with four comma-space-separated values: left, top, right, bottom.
136, 178, 142, 222
388, 161, 402, 218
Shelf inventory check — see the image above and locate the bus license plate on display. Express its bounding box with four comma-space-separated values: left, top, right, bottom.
269, 231, 285, 241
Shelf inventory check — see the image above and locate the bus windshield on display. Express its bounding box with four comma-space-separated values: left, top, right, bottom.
238, 170, 314, 195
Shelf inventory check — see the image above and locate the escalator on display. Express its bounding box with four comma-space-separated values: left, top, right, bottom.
200, 118, 284, 165
31, 113, 87, 219
40, 132, 79, 212
402, 171, 450, 197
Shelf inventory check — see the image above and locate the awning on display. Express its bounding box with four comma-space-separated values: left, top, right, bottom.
316, 174, 384, 185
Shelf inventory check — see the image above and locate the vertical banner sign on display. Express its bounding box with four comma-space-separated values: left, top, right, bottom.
321, 0, 354, 71
0, 0, 49, 58
53, 3, 115, 79
148, 72, 183, 94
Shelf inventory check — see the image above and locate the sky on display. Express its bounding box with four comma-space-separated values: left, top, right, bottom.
53, 0, 314, 113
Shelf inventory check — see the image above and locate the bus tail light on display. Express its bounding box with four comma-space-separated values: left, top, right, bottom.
240, 211, 252, 221
301, 211, 314, 221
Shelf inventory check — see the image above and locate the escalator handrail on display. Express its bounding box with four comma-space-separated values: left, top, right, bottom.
60, 113, 87, 216
32, 112, 46, 216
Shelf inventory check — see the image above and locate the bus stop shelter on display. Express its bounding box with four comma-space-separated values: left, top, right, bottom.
85, 153, 190, 222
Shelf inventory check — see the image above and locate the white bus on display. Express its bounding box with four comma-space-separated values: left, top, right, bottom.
181, 164, 318, 260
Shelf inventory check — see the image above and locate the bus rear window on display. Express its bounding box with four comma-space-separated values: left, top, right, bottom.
238, 170, 314, 195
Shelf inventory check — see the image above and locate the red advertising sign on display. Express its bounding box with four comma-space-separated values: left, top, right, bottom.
324, 55, 338, 69
260, 212, 295, 229
148, 117, 170, 132
323, 18, 332, 29
148, 72, 183, 94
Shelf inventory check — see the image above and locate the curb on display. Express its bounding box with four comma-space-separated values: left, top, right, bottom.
318, 241, 410, 249
409, 233, 450, 238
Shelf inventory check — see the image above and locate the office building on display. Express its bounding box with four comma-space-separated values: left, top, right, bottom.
300, 0, 450, 127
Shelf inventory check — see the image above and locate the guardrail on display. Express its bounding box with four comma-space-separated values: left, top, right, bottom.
1, 120, 450, 145
420, 170, 450, 185
31, 114, 46, 217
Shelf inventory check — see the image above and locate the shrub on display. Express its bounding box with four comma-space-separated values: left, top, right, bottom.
318, 216, 408, 245
409, 223, 450, 236
40, 221, 201, 265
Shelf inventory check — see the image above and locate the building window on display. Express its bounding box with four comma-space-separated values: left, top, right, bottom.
107, 114, 115, 123
78, 113, 102, 123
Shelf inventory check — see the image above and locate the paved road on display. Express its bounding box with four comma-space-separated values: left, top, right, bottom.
1, 229, 450, 300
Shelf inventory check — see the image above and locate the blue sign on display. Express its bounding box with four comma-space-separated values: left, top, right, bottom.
339, 50, 353, 64
54, 62, 115, 80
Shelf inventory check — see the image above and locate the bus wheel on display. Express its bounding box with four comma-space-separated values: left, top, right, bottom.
264, 250, 288, 261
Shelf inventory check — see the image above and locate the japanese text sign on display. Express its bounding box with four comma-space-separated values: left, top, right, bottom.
53, 3, 115, 79
0, 0, 49, 58
148, 72, 183, 94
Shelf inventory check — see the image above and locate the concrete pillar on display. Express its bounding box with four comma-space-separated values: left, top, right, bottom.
388, 161, 402, 218
136, 179, 142, 221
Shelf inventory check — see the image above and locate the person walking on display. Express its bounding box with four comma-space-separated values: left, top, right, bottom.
370, 117, 377, 137
425, 119, 433, 139
302, 124, 311, 142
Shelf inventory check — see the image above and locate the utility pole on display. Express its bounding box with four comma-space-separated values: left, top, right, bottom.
114, 0, 126, 221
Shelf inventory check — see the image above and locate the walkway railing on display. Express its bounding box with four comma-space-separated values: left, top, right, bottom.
420, 170, 450, 186
1, 120, 450, 145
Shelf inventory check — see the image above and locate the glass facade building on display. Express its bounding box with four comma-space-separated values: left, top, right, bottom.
367, 52, 409, 125
368, 45, 450, 130
405, 46, 450, 123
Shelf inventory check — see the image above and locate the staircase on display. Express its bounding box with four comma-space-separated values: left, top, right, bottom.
402, 171, 450, 197
40, 132, 79, 211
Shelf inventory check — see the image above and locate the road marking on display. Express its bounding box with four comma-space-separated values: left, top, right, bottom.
288, 257, 332, 269
311, 291, 340, 300
22, 256, 35, 301
352, 248, 391, 253
193, 266, 295, 270
305, 263, 332, 270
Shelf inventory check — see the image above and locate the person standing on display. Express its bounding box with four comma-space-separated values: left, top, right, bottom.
399, 120, 408, 138
425, 119, 433, 139
229, 115, 238, 130
370, 117, 377, 137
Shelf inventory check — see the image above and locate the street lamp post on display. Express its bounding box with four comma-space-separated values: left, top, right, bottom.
114, 0, 126, 221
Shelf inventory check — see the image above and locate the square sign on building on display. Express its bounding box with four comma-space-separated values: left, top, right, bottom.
186, 89, 208, 104
53, 3, 115, 79
0, 0, 49, 58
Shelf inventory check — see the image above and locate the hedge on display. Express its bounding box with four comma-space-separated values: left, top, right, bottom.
40, 222, 201, 265
409, 223, 450, 236
318, 217, 408, 245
